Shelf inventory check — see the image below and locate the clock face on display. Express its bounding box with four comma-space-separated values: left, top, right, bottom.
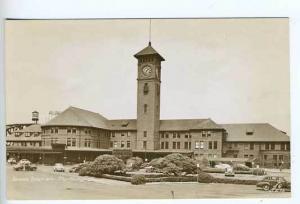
142, 65, 152, 76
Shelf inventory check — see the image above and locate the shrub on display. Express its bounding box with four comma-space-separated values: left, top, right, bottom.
131, 175, 146, 185
78, 154, 125, 177
251, 168, 266, 175
149, 153, 197, 176
126, 157, 143, 170
197, 172, 215, 183
233, 164, 250, 171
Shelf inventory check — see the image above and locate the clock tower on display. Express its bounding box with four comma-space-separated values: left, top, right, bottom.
134, 42, 165, 150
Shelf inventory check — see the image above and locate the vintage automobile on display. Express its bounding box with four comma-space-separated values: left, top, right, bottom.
224, 167, 235, 177
256, 176, 291, 191
18, 159, 31, 165
53, 163, 65, 172
13, 163, 37, 171
7, 158, 17, 165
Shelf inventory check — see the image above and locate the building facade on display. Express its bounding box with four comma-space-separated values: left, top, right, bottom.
6, 42, 290, 168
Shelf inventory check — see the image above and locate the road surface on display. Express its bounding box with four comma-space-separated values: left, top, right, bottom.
6, 165, 291, 200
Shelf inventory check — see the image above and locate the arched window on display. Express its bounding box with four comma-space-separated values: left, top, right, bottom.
143, 83, 149, 95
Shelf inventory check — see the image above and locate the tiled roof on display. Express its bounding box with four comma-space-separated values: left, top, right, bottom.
160, 119, 223, 131
107, 119, 137, 130
17, 124, 42, 133
43, 106, 108, 129
221, 123, 290, 142
134, 42, 165, 61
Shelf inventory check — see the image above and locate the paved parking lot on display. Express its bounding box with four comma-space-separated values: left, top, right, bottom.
6, 165, 291, 200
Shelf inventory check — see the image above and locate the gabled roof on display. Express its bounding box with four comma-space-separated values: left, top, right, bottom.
134, 42, 165, 61
107, 119, 137, 131
43, 106, 108, 129
17, 124, 42, 133
160, 119, 223, 131
221, 123, 290, 142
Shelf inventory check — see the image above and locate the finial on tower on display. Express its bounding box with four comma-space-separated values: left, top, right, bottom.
149, 18, 152, 46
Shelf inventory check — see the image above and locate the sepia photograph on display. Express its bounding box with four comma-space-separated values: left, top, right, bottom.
4, 18, 291, 200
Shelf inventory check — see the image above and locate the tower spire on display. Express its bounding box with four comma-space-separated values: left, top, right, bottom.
149, 18, 151, 46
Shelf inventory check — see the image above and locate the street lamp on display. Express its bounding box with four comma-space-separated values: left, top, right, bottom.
196, 163, 200, 183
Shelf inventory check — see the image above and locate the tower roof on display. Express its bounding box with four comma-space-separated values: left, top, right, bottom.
134, 42, 165, 61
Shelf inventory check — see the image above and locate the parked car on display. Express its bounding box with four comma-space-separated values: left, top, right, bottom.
7, 158, 17, 165
53, 163, 65, 172
13, 163, 37, 171
225, 167, 235, 177
256, 176, 290, 191
18, 159, 31, 165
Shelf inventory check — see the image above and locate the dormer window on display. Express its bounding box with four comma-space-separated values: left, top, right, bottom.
246, 131, 254, 135
143, 83, 149, 95
25, 132, 30, 137
121, 121, 129, 127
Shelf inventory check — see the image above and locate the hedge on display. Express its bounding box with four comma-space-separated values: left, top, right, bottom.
131, 175, 146, 185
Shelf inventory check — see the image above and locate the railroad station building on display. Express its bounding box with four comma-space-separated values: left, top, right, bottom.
6, 42, 290, 168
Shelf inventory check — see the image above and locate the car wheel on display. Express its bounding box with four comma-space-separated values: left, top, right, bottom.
263, 184, 270, 191
277, 183, 283, 189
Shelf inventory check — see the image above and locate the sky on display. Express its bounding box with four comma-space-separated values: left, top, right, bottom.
5, 18, 290, 134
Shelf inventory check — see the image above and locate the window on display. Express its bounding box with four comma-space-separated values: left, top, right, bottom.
128, 132, 131, 137
279, 155, 283, 161
208, 141, 212, 149
111, 132, 115, 137
110, 141, 113, 148
228, 143, 232, 149
143, 83, 149, 95
72, 138, 76, 146
286, 143, 290, 150
161, 133, 164, 138
207, 131, 211, 137
127, 141, 130, 148
25, 132, 30, 137
264, 155, 268, 160
173, 132, 176, 138
121, 133, 125, 137
15, 132, 20, 137
246, 131, 254, 135
113, 141, 118, 148
161, 142, 164, 149
213, 141, 218, 149
55, 129, 58, 134
188, 142, 191, 149
143, 131, 147, 137
234, 143, 238, 148
144, 104, 148, 113
271, 143, 275, 150
67, 138, 71, 146
67, 129, 71, 134
165, 142, 169, 149
84, 139, 91, 147
143, 141, 147, 149
177, 133, 180, 138
85, 130, 88, 134
184, 142, 189, 149
233, 154, 238, 158
244, 154, 249, 158
200, 141, 204, 149
121, 141, 125, 148
34, 133, 39, 137
165, 133, 169, 138
250, 143, 254, 150
88, 130, 91, 134
244, 144, 249, 150
51, 129, 54, 134
173, 142, 176, 149
273, 155, 277, 161
185, 134, 189, 138
202, 131, 206, 137
177, 142, 180, 149
280, 143, 285, 150
249, 154, 254, 158
195, 142, 200, 149
72, 129, 76, 134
